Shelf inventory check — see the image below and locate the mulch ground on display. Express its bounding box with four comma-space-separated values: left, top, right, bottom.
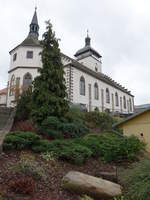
0, 151, 117, 200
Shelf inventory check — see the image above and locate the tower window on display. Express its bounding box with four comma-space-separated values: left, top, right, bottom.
27, 51, 33, 59
13, 53, 17, 61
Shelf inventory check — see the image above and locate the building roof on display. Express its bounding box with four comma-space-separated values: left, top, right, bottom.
64, 58, 133, 97
114, 106, 150, 127
9, 9, 40, 54
74, 45, 102, 58
0, 88, 7, 95
31, 8, 38, 25
74, 34, 102, 59
21, 36, 41, 47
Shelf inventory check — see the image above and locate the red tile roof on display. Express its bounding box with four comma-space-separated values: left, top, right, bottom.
0, 88, 8, 95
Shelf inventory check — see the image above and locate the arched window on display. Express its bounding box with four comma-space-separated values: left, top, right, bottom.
106, 88, 110, 103
129, 98, 132, 112
9, 75, 15, 96
80, 76, 85, 96
23, 73, 32, 91
94, 83, 99, 100
123, 96, 126, 109
115, 92, 119, 106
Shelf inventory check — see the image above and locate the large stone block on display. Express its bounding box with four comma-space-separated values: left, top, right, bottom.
62, 171, 122, 199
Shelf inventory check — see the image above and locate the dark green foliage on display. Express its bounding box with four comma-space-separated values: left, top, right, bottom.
39, 116, 89, 139
64, 106, 84, 123
4, 131, 145, 165
79, 134, 145, 162
120, 158, 150, 200
3, 131, 40, 150
32, 140, 50, 153
62, 122, 89, 138
84, 111, 114, 131
40, 116, 62, 130
15, 89, 32, 121
32, 139, 92, 165
31, 21, 69, 125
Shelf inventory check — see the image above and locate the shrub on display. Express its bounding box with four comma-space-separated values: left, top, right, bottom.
15, 88, 32, 121
39, 116, 89, 139
62, 122, 89, 138
9, 176, 35, 196
84, 111, 114, 131
46, 130, 63, 139
64, 106, 84, 123
11, 152, 47, 181
33, 139, 92, 165
32, 139, 51, 153
80, 133, 145, 162
58, 143, 92, 165
40, 116, 62, 131
3, 131, 40, 151
119, 158, 150, 200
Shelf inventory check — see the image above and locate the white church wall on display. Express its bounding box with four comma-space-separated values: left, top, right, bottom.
77, 56, 102, 73
7, 68, 39, 107
0, 94, 7, 106
71, 67, 134, 114
10, 46, 42, 70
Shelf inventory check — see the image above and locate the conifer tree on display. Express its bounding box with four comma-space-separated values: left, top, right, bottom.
32, 21, 69, 125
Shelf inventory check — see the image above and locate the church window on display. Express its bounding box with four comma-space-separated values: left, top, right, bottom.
80, 76, 85, 96
95, 67, 98, 72
106, 88, 110, 103
23, 73, 32, 91
123, 96, 126, 109
27, 51, 33, 59
129, 98, 132, 112
94, 83, 99, 100
115, 92, 119, 106
9, 75, 15, 96
13, 53, 17, 61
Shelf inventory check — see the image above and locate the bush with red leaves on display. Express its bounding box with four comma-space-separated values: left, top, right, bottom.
9, 176, 35, 196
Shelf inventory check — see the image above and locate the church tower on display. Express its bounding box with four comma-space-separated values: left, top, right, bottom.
74, 32, 102, 73
7, 8, 42, 107
28, 7, 39, 39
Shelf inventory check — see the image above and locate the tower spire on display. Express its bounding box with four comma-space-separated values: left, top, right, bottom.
28, 7, 39, 39
85, 30, 91, 46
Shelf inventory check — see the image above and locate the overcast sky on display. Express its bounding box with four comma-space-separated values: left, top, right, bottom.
0, 0, 150, 105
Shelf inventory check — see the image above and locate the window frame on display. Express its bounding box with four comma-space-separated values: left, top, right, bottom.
80, 76, 85, 96
106, 88, 110, 103
13, 53, 17, 62
94, 82, 99, 100
26, 51, 33, 59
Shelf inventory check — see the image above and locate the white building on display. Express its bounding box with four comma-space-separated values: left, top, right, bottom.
6, 9, 134, 115
0, 88, 7, 107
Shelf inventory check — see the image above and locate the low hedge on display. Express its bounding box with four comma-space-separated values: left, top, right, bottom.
32, 139, 92, 165
3, 131, 40, 150
3, 131, 145, 164
79, 134, 145, 162
39, 116, 89, 139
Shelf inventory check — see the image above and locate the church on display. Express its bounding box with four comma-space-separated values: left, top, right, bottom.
3, 9, 134, 115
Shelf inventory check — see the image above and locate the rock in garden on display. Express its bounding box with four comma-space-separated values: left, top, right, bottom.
96, 171, 118, 183
62, 171, 122, 199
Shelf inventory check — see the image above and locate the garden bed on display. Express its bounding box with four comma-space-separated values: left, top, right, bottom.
0, 151, 117, 200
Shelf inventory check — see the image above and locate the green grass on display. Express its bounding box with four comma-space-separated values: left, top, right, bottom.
119, 158, 150, 200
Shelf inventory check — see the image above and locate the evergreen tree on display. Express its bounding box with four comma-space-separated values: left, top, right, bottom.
32, 21, 69, 125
